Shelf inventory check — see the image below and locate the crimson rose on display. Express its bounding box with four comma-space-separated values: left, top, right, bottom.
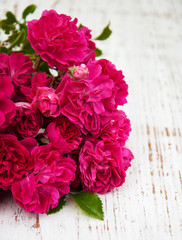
0, 134, 32, 190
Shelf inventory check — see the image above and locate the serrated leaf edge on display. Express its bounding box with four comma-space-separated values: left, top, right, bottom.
47, 195, 67, 215
71, 192, 104, 220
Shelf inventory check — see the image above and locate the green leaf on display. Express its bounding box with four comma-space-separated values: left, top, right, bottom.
6, 11, 17, 24
19, 23, 27, 31
95, 48, 103, 57
0, 46, 8, 53
22, 4, 37, 19
7, 32, 19, 43
47, 195, 67, 215
38, 61, 51, 75
11, 29, 26, 48
71, 191, 104, 220
95, 23, 112, 41
0, 20, 15, 34
78, 23, 83, 30
21, 39, 35, 54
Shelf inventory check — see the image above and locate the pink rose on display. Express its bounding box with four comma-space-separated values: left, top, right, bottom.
100, 110, 131, 146
47, 115, 82, 154
79, 139, 126, 194
9, 102, 42, 139
72, 64, 89, 79
97, 59, 128, 106
0, 98, 16, 129
0, 76, 16, 129
0, 52, 35, 102
12, 173, 60, 213
32, 87, 60, 117
58, 59, 127, 134
0, 75, 14, 99
21, 73, 52, 102
58, 71, 108, 134
122, 147, 134, 171
0, 52, 35, 87
79, 26, 96, 63
0, 134, 32, 190
27, 10, 96, 71
12, 144, 76, 213
20, 138, 37, 153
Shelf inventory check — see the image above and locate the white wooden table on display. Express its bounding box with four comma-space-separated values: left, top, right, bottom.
0, 0, 182, 239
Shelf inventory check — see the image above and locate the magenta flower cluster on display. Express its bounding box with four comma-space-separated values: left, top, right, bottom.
0, 10, 133, 214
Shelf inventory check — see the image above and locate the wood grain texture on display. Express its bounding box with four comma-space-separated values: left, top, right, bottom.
0, 0, 182, 239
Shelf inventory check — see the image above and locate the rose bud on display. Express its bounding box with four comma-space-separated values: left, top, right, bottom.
72, 64, 89, 79
32, 87, 61, 117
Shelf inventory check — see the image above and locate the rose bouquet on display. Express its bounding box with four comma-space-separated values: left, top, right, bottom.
0, 5, 133, 220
